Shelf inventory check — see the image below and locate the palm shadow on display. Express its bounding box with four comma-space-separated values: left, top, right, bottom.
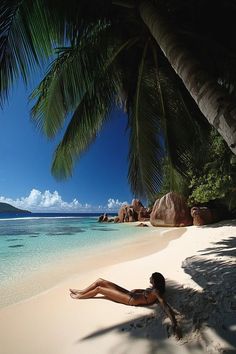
76, 236, 236, 353
181, 236, 236, 349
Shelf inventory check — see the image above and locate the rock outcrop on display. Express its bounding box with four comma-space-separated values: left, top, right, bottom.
150, 192, 192, 227
98, 213, 109, 222
138, 207, 152, 221
136, 222, 149, 227
131, 199, 144, 213
118, 205, 128, 222
191, 207, 219, 226
118, 205, 137, 222
117, 199, 151, 222
114, 216, 120, 223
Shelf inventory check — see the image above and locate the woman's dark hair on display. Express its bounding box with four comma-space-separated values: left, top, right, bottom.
151, 272, 165, 295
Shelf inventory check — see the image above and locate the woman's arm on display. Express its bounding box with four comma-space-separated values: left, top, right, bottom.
156, 293, 182, 339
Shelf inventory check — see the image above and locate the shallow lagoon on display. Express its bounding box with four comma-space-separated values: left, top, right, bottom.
0, 215, 154, 307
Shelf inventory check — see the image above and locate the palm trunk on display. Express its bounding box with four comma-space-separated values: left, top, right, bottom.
139, 0, 236, 155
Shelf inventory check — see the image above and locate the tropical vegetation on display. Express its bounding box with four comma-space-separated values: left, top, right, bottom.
1, 0, 236, 204
157, 129, 236, 211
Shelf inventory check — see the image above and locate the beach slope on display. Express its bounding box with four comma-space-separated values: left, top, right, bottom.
0, 221, 235, 354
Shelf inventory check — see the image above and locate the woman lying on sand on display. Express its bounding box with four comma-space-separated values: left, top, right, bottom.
70, 272, 181, 338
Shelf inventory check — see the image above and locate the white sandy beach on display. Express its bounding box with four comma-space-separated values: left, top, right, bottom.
0, 221, 236, 354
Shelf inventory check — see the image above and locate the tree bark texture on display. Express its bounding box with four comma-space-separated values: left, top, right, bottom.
139, 0, 236, 155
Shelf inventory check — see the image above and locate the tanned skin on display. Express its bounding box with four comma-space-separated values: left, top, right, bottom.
69, 275, 181, 339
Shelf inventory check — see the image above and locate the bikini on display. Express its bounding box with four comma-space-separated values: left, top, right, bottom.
128, 288, 153, 305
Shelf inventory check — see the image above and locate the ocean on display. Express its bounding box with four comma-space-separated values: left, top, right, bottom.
0, 213, 152, 308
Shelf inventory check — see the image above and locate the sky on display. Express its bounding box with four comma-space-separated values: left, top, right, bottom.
0, 80, 134, 213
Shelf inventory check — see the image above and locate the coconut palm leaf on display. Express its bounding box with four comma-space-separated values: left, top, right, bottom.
2, 0, 225, 200
30, 23, 140, 179
30, 18, 140, 137
153, 54, 211, 176
51, 54, 125, 179
0, 0, 67, 104
0, 0, 101, 104
30, 21, 114, 137
51, 67, 119, 179
127, 43, 163, 199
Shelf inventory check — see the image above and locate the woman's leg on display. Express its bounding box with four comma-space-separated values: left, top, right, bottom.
70, 285, 131, 305
70, 278, 129, 296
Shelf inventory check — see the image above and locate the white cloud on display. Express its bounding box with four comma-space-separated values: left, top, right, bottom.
0, 189, 86, 212
0, 190, 128, 213
107, 198, 127, 210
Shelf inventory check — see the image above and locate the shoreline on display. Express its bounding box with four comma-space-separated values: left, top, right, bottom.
0, 221, 236, 353
0, 222, 184, 309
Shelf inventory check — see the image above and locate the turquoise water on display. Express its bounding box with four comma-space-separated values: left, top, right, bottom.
0, 215, 151, 307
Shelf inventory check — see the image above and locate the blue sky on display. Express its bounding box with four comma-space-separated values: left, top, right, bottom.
0, 80, 134, 212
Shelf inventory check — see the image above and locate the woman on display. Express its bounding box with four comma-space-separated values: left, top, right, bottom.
70, 272, 180, 337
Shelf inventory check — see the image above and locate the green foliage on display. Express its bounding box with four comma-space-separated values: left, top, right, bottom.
188, 173, 233, 205
0, 0, 68, 105
188, 129, 236, 207
160, 159, 189, 195
147, 157, 189, 207
2, 0, 236, 202
149, 129, 236, 210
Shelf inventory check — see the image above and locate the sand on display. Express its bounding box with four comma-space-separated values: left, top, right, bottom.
0, 221, 235, 354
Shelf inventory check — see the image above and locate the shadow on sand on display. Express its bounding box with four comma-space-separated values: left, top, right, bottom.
77, 235, 236, 353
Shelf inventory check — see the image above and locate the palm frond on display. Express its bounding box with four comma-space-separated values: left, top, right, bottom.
51, 64, 121, 179
151, 46, 211, 177
127, 42, 163, 199
0, 0, 67, 105
33, 27, 138, 178
31, 21, 138, 138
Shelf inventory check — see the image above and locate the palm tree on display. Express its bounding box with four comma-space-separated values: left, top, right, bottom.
0, 0, 233, 198
114, 0, 236, 154
30, 14, 208, 199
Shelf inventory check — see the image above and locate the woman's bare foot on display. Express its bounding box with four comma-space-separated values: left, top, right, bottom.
69, 288, 81, 295
70, 292, 81, 299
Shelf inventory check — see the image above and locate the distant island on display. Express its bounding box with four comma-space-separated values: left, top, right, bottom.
0, 202, 31, 214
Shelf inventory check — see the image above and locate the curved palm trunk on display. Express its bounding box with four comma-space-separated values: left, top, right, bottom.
139, 0, 236, 155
